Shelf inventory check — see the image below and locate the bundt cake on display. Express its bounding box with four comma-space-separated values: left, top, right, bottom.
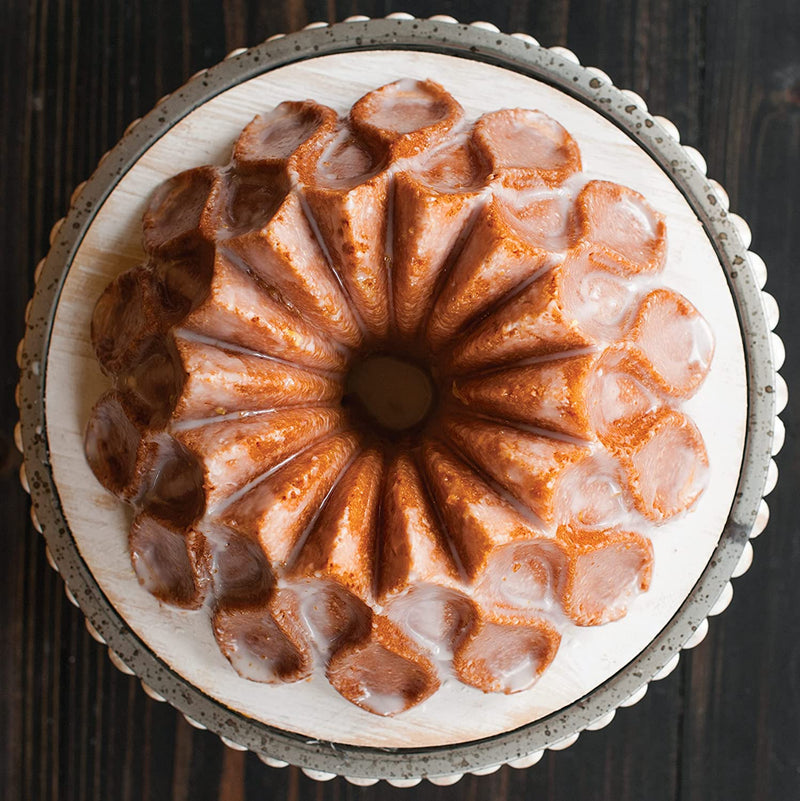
85, 79, 714, 716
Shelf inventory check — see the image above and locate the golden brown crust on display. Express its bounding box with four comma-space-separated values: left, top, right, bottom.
220, 431, 360, 566
618, 408, 709, 521
143, 165, 223, 258
290, 448, 384, 602
85, 390, 147, 499
427, 198, 555, 350
209, 527, 275, 610
376, 452, 461, 600
225, 191, 363, 348
234, 100, 338, 173
176, 407, 345, 510
90, 264, 171, 376
170, 336, 343, 421
350, 79, 464, 160
442, 415, 589, 525
420, 438, 546, 580
588, 342, 664, 450
453, 611, 561, 694
444, 263, 595, 374
574, 180, 667, 273
276, 582, 372, 659
302, 171, 391, 340
326, 616, 439, 715
452, 353, 599, 439
627, 288, 715, 397
129, 514, 211, 609
392, 170, 482, 340
558, 526, 654, 626
472, 108, 582, 188
213, 602, 312, 684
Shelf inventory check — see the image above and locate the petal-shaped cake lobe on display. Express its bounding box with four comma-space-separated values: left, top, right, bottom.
155, 250, 216, 321
586, 343, 663, 450
472, 108, 581, 187
447, 245, 643, 373
557, 245, 648, 339
575, 180, 667, 272
85, 394, 205, 524
115, 335, 185, 428
384, 584, 477, 661
277, 581, 372, 659
233, 100, 338, 172
166, 335, 341, 423
225, 191, 363, 348
213, 602, 312, 684
181, 250, 347, 371
420, 439, 549, 580
206, 526, 275, 610
350, 79, 464, 159
551, 453, 633, 531
91, 264, 171, 376
443, 416, 589, 525
136, 435, 206, 528
289, 448, 384, 602
494, 183, 578, 252
219, 432, 360, 566
427, 198, 555, 349
129, 514, 210, 609
204, 168, 290, 239
452, 353, 599, 439
176, 407, 345, 510
559, 527, 654, 626
143, 166, 223, 257
376, 452, 462, 599
618, 409, 709, 522
628, 288, 714, 397
85, 391, 147, 499
416, 138, 490, 195
295, 125, 390, 340
453, 611, 561, 694
476, 537, 569, 613
327, 616, 439, 716
392, 170, 483, 340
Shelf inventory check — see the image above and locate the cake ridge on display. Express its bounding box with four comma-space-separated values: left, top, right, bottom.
170, 326, 344, 378
408, 442, 473, 587
285, 443, 379, 584
378, 449, 468, 596
291, 174, 373, 344
405, 188, 491, 344
448, 396, 598, 446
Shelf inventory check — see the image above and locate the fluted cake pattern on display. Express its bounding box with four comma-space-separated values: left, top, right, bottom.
85, 79, 713, 715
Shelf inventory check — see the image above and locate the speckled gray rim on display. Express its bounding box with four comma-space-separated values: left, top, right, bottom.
19, 18, 777, 780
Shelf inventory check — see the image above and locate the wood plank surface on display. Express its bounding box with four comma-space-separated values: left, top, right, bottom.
2, 1, 798, 799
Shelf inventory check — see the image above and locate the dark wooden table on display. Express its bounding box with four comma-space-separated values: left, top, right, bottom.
3, 2, 798, 799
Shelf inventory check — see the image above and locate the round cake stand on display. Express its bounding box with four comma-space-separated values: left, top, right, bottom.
16, 13, 785, 786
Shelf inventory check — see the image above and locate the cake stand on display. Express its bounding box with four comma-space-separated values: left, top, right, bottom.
16, 13, 785, 786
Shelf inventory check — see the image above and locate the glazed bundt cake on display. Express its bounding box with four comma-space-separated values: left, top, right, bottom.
85, 79, 713, 716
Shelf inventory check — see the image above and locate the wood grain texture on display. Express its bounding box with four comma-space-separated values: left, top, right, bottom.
2, 1, 798, 799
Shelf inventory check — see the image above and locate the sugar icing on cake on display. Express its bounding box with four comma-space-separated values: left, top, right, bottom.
84, 78, 715, 717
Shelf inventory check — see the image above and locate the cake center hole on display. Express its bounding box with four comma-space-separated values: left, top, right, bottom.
344, 355, 435, 433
